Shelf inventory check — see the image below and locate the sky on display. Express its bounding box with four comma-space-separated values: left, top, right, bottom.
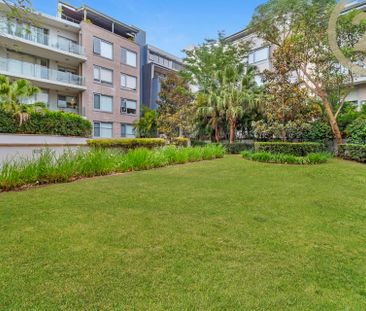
31, 0, 267, 58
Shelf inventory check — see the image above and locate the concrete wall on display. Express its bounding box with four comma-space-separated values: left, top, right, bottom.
0, 134, 88, 165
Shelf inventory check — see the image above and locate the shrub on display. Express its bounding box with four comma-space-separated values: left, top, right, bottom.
0, 107, 92, 137
191, 141, 210, 147
170, 137, 190, 147
0, 145, 225, 191
346, 117, 366, 145
222, 142, 254, 154
87, 138, 166, 149
241, 151, 331, 165
338, 144, 366, 163
304, 121, 334, 142
255, 142, 324, 156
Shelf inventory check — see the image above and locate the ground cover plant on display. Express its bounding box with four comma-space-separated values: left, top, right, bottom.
0, 157, 365, 310
338, 144, 366, 163
241, 150, 331, 165
0, 145, 225, 191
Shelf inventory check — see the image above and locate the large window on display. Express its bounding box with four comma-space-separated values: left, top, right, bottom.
93, 37, 113, 59
121, 99, 137, 115
121, 124, 135, 138
248, 47, 269, 64
121, 74, 137, 90
57, 95, 78, 109
94, 93, 113, 112
94, 122, 113, 138
121, 48, 137, 67
94, 66, 113, 85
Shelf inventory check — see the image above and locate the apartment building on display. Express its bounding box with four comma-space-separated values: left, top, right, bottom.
141, 45, 184, 110
0, 3, 86, 114
226, 1, 366, 110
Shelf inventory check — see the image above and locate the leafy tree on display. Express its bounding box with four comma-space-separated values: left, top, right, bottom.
134, 107, 158, 138
1, 0, 34, 25
250, 0, 366, 145
253, 48, 322, 141
157, 73, 194, 138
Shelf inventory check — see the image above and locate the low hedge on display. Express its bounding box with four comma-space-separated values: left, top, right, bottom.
222, 142, 254, 154
87, 138, 166, 149
255, 142, 324, 156
242, 151, 331, 165
0, 108, 92, 137
338, 144, 366, 163
170, 137, 190, 147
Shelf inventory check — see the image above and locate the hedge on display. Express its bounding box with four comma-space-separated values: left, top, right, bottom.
338, 144, 366, 163
222, 142, 254, 154
87, 138, 166, 149
255, 142, 325, 156
0, 108, 92, 137
170, 137, 190, 147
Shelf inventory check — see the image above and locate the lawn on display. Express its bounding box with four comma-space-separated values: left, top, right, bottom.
0, 156, 366, 310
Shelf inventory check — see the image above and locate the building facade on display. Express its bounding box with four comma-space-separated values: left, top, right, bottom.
0, 1, 182, 139
141, 45, 184, 110
226, 1, 366, 110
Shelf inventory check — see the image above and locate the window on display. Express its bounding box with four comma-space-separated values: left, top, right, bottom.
94, 66, 113, 85
121, 74, 137, 90
58, 36, 77, 54
94, 122, 113, 138
93, 37, 113, 59
121, 48, 137, 67
57, 95, 78, 109
248, 47, 269, 64
94, 94, 113, 112
254, 75, 263, 86
121, 124, 135, 138
121, 99, 137, 115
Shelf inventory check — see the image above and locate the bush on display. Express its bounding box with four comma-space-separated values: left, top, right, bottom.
241, 151, 331, 165
255, 142, 324, 156
0, 107, 92, 137
170, 137, 190, 147
304, 121, 334, 142
346, 117, 366, 145
0, 145, 225, 191
191, 141, 210, 147
87, 138, 166, 149
222, 142, 254, 154
338, 144, 366, 163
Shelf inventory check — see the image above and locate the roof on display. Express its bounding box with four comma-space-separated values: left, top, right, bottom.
146, 44, 183, 64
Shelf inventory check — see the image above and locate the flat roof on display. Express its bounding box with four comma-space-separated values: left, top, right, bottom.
146, 45, 183, 64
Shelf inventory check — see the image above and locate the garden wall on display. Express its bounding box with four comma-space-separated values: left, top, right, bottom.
0, 134, 88, 165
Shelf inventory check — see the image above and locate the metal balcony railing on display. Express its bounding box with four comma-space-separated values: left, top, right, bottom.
0, 57, 85, 87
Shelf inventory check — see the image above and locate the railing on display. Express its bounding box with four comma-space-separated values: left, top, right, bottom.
0, 21, 85, 56
0, 57, 85, 87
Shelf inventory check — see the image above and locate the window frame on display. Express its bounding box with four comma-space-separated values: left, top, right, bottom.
93, 93, 113, 113
120, 73, 137, 91
93, 37, 113, 60
121, 47, 137, 68
248, 46, 270, 64
121, 123, 135, 138
93, 121, 113, 138
120, 98, 137, 115
93, 65, 113, 85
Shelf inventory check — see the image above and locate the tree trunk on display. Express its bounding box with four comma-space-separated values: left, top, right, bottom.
322, 96, 343, 145
229, 121, 236, 144
214, 125, 220, 143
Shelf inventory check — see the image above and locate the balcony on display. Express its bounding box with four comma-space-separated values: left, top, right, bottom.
0, 57, 86, 91
0, 21, 86, 64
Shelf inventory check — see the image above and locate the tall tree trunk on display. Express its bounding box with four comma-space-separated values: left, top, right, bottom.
215, 125, 220, 143
229, 120, 236, 144
322, 96, 343, 145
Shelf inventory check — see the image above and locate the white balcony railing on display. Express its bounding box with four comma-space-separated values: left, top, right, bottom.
0, 57, 85, 87
0, 22, 85, 56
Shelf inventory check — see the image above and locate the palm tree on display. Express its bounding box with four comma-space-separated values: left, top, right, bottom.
134, 107, 158, 138
218, 65, 260, 144
196, 92, 223, 143
0, 75, 42, 125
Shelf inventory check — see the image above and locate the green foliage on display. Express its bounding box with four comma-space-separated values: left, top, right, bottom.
87, 138, 166, 149
170, 137, 190, 147
338, 144, 366, 163
242, 150, 331, 165
304, 121, 334, 142
0, 76, 39, 105
346, 116, 366, 145
222, 142, 254, 154
255, 142, 324, 156
134, 107, 158, 138
0, 145, 225, 191
0, 106, 92, 137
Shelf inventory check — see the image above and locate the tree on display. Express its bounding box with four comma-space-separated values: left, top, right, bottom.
218, 65, 261, 144
157, 73, 194, 138
253, 48, 322, 141
134, 107, 158, 138
1, 0, 34, 25
250, 0, 366, 145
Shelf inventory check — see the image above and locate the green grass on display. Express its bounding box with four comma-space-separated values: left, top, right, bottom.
0, 157, 366, 310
